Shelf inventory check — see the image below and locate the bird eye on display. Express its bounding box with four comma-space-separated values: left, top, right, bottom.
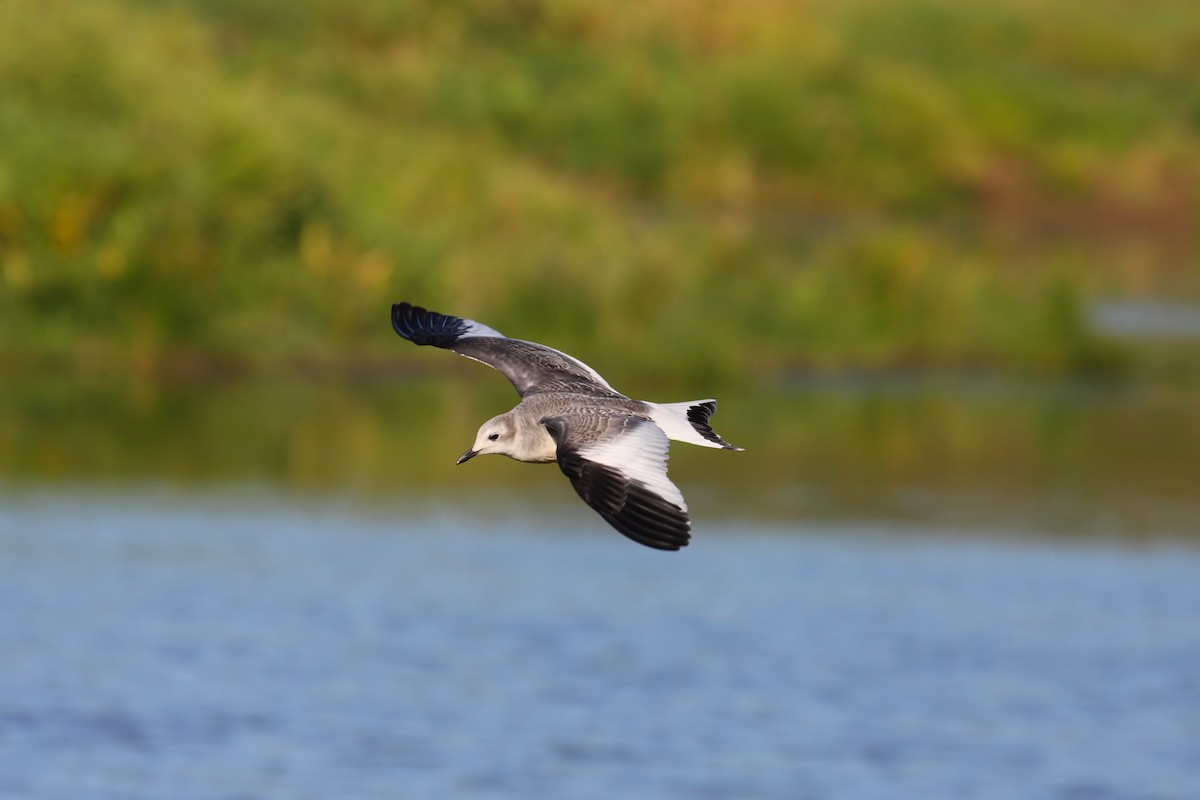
488, 433, 500, 441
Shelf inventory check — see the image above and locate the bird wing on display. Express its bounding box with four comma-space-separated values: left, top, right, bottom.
543, 413, 691, 551
392, 302, 620, 398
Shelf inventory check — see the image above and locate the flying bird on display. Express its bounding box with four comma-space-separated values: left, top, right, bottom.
391, 302, 743, 550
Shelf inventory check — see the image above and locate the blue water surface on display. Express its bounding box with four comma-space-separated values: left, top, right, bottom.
1, 491, 1198, 800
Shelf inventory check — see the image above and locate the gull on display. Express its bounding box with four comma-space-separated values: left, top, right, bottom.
391, 302, 743, 551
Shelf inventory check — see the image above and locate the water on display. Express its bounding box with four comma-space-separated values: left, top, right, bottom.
1088, 300, 1200, 341
3, 491, 1198, 800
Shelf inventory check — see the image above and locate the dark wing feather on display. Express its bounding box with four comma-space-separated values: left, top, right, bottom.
544, 415, 691, 551
392, 302, 619, 398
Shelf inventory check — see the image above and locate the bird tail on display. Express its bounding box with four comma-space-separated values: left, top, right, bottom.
643, 400, 744, 451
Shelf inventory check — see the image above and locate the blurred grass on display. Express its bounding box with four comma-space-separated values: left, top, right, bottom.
1, 0, 1198, 381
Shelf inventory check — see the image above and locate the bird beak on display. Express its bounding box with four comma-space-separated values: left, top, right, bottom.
456, 449, 478, 465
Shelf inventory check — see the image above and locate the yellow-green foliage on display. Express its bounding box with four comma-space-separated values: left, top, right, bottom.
1, 0, 1197, 379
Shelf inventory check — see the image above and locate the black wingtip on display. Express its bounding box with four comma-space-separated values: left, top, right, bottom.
608, 478, 692, 550
687, 401, 744, 451
390, 302, 416, 341
556, 446, 691, 551
391, 302, 468, 347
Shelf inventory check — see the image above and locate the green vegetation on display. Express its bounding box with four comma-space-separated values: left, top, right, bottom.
2, 0, 1197, 381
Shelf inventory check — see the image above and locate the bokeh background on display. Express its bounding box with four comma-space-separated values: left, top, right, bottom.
2, 0, 1198, 527
2, 2, 1200, 799
3, 0, 1199, 379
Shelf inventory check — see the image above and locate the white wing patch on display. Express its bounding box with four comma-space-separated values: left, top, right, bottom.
460, 318, 506, 339
643, 400, 725, 449
451, 316, 508, 374
577, 419, 686, 511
